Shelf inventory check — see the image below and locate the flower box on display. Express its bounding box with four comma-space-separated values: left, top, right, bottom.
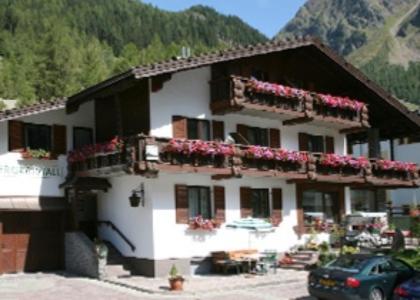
189, 215, 220, 231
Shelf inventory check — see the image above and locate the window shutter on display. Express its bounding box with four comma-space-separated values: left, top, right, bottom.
298, 132, 309, 151
8, 120, 24, 151
213, 186, 225, 223
325, 136, 335, 154
240, 187, 252, 218
172, 116, 187, 139
271, 188, 283, 226
269, 128, 281, 148
212, 120, 224, 141
53, 125, 67, 156
175, 184, 189, 224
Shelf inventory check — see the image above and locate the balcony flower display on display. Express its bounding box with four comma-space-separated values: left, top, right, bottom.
163, 139, 235, 158
68, 136, 124, 163
376, 159, 418, 174
189, 215, 220, 231
245, 146, 308, 164
247, 78, 366, 112
21, 148, 51, 160
319, 154, 370, 169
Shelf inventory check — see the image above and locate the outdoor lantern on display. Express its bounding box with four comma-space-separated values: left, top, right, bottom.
129, 183, 145, 207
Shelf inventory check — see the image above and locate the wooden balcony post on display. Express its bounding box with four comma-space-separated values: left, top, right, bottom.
307, 153, 317, 180
368, 128, 381, 158
303, 94, 314, 118
232, 77, 246, 106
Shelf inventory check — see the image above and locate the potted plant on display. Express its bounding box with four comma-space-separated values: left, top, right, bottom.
168, 264, 184, 291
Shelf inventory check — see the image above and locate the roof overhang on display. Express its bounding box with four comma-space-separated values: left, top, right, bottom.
63, 37, 420, 135
0, 196, 68, 211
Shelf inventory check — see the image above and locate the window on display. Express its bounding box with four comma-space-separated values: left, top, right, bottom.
188, 186, 211, 219
245, 127, 268, 146
73, 127, 93, 150
251, 189, 270, 218
187, 119, 210, 141
24, 123, 52, 150
308, 135, 324, 152
302, 190, 339, 224
351, 189, 387, 212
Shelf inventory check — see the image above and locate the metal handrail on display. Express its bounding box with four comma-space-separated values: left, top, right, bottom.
97, 220, 136, 252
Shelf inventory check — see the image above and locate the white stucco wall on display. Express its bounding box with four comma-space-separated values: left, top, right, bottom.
149, 67, 345, 154
97, 175, 155, 259
392, 142, 420, 206
0, 102, 94, 197
148, 173, 299, 260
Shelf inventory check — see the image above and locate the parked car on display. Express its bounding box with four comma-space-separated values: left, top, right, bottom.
308, 254, 415, 300
394, 273, 420, 300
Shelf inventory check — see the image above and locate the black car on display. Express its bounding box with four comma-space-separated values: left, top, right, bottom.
308, 254, 415, 300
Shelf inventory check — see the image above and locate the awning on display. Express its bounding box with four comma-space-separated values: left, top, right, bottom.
0, 196, 68, 211
59, 177, 111, 191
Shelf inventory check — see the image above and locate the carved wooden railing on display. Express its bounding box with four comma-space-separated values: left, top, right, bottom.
210, 76, 370, 130
67, 136, 419, 188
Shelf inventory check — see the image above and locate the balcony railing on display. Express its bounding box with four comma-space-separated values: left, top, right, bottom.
67, 136, 419, 188
210, 76, 370, 131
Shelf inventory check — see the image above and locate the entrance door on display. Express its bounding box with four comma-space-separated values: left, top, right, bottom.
73, 192, 98, 240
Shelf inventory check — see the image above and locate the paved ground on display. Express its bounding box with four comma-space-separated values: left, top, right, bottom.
0, 271, 315, 300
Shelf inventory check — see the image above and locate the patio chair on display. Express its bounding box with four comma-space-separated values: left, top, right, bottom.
257, 250, 278, 274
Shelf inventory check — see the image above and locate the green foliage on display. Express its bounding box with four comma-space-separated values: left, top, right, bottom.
0, 0, 267, 104
340, 245, 360, 255
393, 248, 420, 269
169, 264, 182, 279
410, 216, 420, 238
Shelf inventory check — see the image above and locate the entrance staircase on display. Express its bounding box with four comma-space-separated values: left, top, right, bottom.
103, 241, 132, 278
278, 250, 319, 271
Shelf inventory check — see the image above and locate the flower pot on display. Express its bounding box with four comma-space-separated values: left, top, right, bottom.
169, 277, 184, 291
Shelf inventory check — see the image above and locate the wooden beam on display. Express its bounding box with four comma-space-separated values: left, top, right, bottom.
283, 116, 313, 126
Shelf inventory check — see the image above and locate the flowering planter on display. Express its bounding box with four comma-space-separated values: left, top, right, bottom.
276, 161, 301, 172
213, 155, 227, 168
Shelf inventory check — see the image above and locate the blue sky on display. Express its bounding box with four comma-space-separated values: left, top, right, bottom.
141, 0, 306, 38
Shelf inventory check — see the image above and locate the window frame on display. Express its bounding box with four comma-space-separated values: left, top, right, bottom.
187, 186, 212, 219
187, 118, 210, 141
73, 127, 94, 150
250, 188, 270, 218
24, 123, 52, 151
245, 126, 269, 147
308, 135, 325, 153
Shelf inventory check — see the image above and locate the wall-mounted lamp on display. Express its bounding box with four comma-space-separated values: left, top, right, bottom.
129, 183, 145, 207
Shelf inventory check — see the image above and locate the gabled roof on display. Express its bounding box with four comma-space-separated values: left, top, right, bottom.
0, 98, 66, 122
66, 37, 420, 130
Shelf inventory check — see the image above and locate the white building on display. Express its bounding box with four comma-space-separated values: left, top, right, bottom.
0, 38, 419, 276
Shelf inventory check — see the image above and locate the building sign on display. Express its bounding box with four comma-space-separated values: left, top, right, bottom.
0, 164, 64, 178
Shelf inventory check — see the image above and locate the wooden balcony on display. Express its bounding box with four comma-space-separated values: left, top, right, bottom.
69, 136, 420, 188
67, 136, 419, 188
210, 76, 370, 132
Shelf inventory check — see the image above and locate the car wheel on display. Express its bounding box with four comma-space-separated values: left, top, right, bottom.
369, 288, 384, 300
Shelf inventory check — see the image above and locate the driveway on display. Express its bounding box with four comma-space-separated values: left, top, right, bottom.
0, 272, 315, 300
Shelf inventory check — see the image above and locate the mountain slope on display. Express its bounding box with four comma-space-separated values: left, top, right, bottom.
276, 0, 420, 105
0, 0, 267, 106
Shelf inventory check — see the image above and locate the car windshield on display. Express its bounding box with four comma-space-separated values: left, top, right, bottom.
326, 256, 368, 273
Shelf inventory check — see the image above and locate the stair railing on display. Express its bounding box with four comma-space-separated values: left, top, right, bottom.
97, 220, 136, 252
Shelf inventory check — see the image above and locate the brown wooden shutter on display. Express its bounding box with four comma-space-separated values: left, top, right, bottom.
212, 120, 224, 141
175, 184, 189, 224
325, 136, 335, 154
271, 188, 283, 226
298, 132, 309, 151
269, 128, 281, 148
53, 125, 67, 156
172, 116, 187, 139
8, 120, 24, 151
213, 186, 225, 223
240, 187, 252, 218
